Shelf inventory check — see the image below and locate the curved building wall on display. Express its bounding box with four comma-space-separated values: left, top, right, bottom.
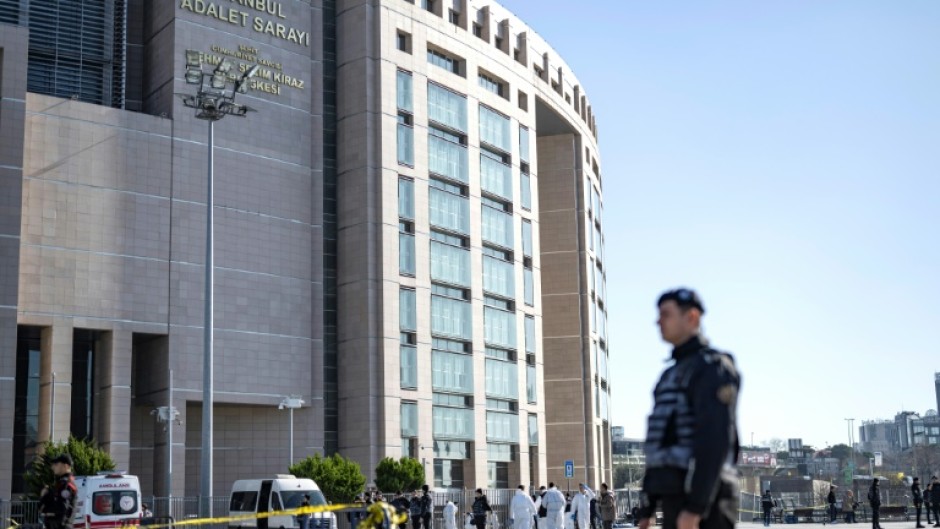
336, 0, 610, 488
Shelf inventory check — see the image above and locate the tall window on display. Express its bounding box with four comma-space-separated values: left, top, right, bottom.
399, 178, 415, 276
480, 150, 512, 200
521, 220, 533, 258
429, 180, 470, 233
401, 401, 418, 455
428, 83, 468, 131
482, 198, 513, 249
397, 70, 413, 113
400, 288, 417, 332
528, 414, 539, 446
397, 71, 414, 166
486, 411, 519, 442
431, 285, 472, 340
519, 126, 531, 164
430, 239, 471, 287
429, 129, 469, 183
432, 351, 474, 394
520, 172, 532, 211
483, 251, 514, 299
480, 105, 512, 152
523, 268, 534, 306
485, 358, 518, 399
427, 48, 461, 75
401, 338, 417, 389
484, 303, 516, 350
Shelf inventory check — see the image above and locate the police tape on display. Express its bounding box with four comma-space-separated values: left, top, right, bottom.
5, 502, 408, 529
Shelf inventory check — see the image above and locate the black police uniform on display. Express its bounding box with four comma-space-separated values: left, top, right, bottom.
913, 481, 924, 528
868, 482, 881, 529
639, 335, 741, 529
40, 472, 77, 529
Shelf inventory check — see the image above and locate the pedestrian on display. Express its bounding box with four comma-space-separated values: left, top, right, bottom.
868, 479, 882, 529
472, 489, 493, 529
914, 478, 925, 528
392, 491, 412, 526
597, 483, 616, 529
298, 494, 311, 529
142, 503, 153, 518
444, 500, 458, 529
421, 485, 435, 529
930, 476, 940, 528
512, 485, 539, 529
844, 490, 857, 524
761, 490, 774, 527
411, 490, 425, 529
928, 479, 934, 525
829, 486, 838, 523
572, 484, 596, 529
39, 453, 77, 529
542, 483, 566, 529
637, 288, 741, 529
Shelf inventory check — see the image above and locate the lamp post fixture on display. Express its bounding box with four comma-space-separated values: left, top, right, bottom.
278, 396, 305, 466
151, 370, 180, 500
178, 49, 258, 518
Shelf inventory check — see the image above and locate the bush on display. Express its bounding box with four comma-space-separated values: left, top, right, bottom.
25, 437, 116, 497
289, 454, 366, 503
374, 457, 425, 493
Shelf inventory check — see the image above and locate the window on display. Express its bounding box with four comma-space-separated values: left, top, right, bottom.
523, 268, 534, 306
518, 90, 528, 111
486, 411, 519, 442
478, 71, 506, 99
519, 126, 531, 164
487, 461, 510, 489
397, 70, 413, 113
528, 414, 539, 446
485, 359, 518, 399
526, 363, 537, 404
433, 406, 475, 440
483, 255, 514, 299
93, 492, 137, 515
431, 240, 471, 286
480, 151, 512, 200
448, 9, 459, 25
397, 117, 414, 166
399, 178, 414, 220
594, 223, 603, 262
400, 289, 416, 331
429, 185, 470, 233
432, 351, 474, 394
487, 443, 516, 462
592, 186, 601, 222
230, 492, 259, 512
434, 459, 465, 489
402, 401, 418, 438
401, 345, 417, 389
521, 220, 532, 258
435, 440, 470, 459
427, 47, 462, 76
422, 0, 435, 12
480, 105, 512, 152
482, 202, 513, 249
429, 131, 469, 183
520, 173, 532, 211
524, 316, 535, 354
431, 295, 472, 339
396, 31, 412, 53
484, 306, 516, 349
428, 83, 468, 131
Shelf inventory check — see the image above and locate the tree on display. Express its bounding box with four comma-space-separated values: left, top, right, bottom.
776, 451, 789, 462
374, 457, 425, 493
289, 453, 366, 503
25, 436, 116, 497
830, 444, 853, 468
765, 438, 787, 453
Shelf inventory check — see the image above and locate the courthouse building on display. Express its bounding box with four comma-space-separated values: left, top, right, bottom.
0, 0, 610, 498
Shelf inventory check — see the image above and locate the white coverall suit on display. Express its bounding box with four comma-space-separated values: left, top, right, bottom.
571, 487, 595, 529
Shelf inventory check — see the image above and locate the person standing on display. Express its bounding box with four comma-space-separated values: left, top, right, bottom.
927, 479, 934, 526
443, 500, 458, 529
392, 491, 412, 526
542, 484, 567, 529
637, 288, 742, 529
828, 486, 838, 523
597, 483, 616, 529
930, 476, 940, 528
411, 490, 425, 529
572, 484, 596, 529
298, 494, 312, 529
868, 479, 882, 529
39, 454, 77, 529
760, 490, 774, 527
420, 485, 435, 529
844, 490, 857, 524
511, 485, 539, 529
472, 489, 493, 529
913, 478, 925, 528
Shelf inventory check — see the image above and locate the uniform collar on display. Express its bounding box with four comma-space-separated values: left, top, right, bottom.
671, 335, 707, 361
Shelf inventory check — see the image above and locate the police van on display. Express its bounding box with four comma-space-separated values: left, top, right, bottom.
71, 473, 142, 529
229, 475, 335, 529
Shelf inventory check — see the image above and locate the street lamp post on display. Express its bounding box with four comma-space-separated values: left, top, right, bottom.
151, 370, 180, 499
179, 49, 259, 518
278, 396, 305, 466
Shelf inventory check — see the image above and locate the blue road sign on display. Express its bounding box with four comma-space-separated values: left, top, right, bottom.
564, 460, 575, 478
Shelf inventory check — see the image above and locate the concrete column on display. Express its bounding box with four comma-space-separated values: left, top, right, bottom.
39, 322, 74, 444
95, 329, 133, 471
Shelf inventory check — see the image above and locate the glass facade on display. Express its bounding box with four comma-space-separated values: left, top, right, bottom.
430, 241, 471, 286
428, 133, 469, 183
481, 153, 513, 200
397, 70, 413, 113
484, 307, 516, 349
401, 345, 417, 389
486, 411, 519, 442
483, 256, 514, 298
485, 359, 518, 399
480, 106, 511, 152
432, 351, 474, 393
400, 288, 416, 331
428, 83, 467, 131
429, 186, 470, 233
482, 205, 513, 248
430, 295, 472, 339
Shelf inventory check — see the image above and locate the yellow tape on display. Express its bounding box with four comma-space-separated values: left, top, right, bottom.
5, 502, 407, 529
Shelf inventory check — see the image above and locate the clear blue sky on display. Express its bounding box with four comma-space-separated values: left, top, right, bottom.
499, 0, 940, 449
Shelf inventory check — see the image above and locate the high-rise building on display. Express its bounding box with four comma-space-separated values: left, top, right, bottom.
935, 372, 940, 415
858, 420, 899, 454
0, 0, 609, 498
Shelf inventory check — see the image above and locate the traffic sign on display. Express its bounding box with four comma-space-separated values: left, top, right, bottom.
564, 460, 575, 478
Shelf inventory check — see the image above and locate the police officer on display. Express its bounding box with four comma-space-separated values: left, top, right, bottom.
913, 477, 925, 528
40, 453, 78, 529
638, 288, 741, 529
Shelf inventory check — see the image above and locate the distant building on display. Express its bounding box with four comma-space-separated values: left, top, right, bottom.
612, 437, 645, 466
935, 372, 940, 416
895, 411, 920, 450
859, 420, 899, 453
612, 426, 625, 442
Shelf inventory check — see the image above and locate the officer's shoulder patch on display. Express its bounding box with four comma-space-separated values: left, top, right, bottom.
717, 383, 737, 404
61, 488, 71, 499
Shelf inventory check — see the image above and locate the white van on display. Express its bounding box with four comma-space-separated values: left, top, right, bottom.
229, 475, 335, 529
71, 473, 142, 529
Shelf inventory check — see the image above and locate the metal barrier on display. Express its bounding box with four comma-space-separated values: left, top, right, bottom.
0, 499, 42, 526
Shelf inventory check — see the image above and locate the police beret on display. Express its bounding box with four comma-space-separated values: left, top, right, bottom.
657, 288, 705, 314
51, 453, 73, 466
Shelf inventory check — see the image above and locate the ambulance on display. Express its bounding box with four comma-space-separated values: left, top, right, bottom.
229, 475, 335, 529
71, 472, 143, 529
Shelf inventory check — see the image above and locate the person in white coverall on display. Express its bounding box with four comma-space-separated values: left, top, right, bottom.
443, 500, 458, 529
571, 484, 595, 529
511, 485, 539, 529
541, 483, 567, 529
